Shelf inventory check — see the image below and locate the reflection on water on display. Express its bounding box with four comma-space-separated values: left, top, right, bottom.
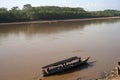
0, 19, 120, 80
0, 19, 119, 38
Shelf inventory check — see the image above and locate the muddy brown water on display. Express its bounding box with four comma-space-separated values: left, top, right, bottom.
0, 19, 120, 80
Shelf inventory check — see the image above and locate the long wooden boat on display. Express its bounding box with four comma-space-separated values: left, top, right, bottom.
42, 56, 90, 77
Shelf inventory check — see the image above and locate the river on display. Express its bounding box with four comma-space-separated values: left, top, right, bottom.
0, 19, 120, 80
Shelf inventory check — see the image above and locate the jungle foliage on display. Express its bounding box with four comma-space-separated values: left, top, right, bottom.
0, 4, 120, 23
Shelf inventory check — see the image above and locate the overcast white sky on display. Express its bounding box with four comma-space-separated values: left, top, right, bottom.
0, 0, 120, 11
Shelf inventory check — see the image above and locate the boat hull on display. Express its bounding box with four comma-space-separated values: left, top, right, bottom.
43, 58, 89, 77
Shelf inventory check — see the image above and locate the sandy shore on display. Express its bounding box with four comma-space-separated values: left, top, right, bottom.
0, 16, 120, 25
75, 67, 120, 80
97, 67, 120, 80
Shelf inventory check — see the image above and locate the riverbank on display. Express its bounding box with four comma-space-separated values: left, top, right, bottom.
75, 67, 120, 80
0, 16, 120, 25
97, 67, 120, 80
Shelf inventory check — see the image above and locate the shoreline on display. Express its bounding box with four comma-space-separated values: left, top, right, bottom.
75, 66, 120, 80
0, 16, 120, 25
97, 67, 120, 80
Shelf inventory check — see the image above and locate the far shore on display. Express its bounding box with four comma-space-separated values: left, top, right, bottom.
0, 16, 120, 25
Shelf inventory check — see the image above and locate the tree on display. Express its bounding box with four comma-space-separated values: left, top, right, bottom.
23, 4, 32, 10
0, 8, 9, 22
11, 6, 19, 11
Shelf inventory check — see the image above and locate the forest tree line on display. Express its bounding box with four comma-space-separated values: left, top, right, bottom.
0, 4, 120, 23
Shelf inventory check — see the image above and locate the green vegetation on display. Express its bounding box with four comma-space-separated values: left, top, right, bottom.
0, 4, 120, 23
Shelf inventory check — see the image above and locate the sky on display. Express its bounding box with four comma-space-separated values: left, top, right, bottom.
0, 0, 120, 11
